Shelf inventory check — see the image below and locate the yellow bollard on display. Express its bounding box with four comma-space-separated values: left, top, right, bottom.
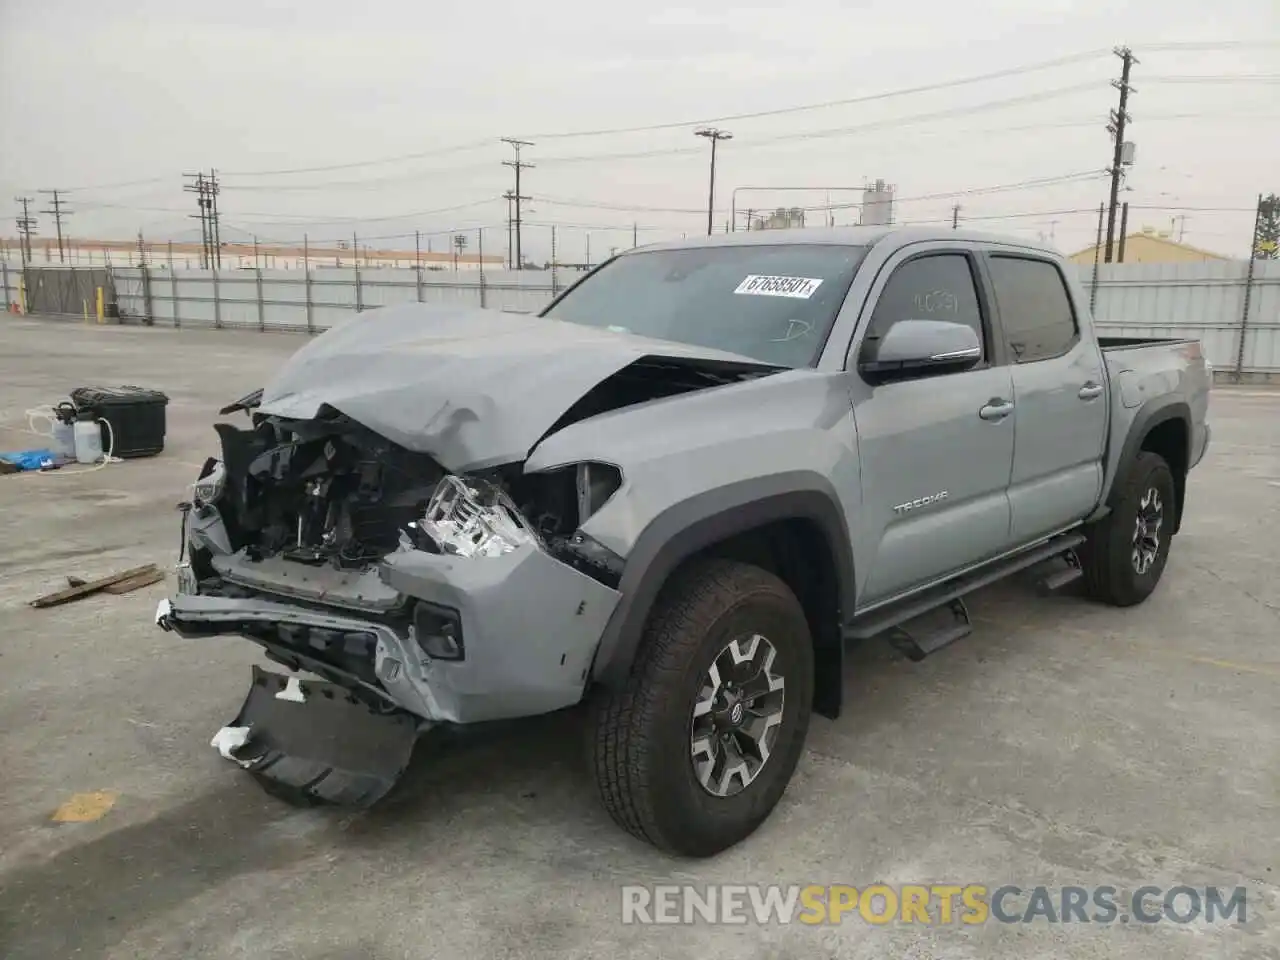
96, 286, 104, 323
83, 299, 89, 323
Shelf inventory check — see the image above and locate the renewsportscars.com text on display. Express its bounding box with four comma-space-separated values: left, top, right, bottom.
621, 884, 1248, 926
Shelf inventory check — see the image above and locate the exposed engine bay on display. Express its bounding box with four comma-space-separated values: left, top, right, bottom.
190, 405, 625, 591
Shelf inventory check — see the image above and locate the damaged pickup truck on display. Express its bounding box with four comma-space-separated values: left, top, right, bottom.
157, 226, 1211, 857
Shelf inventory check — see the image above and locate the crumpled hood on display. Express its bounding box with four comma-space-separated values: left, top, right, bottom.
256, 303, 774, 472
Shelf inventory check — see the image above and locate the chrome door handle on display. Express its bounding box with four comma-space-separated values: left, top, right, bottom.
1078, 381, 1104, 400
979, 399, 1014, 421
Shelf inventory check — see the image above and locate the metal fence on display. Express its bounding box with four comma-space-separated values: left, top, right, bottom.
3, 257, 1278, 380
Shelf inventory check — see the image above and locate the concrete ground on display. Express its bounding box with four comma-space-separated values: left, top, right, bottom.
0, 316, 1276, 960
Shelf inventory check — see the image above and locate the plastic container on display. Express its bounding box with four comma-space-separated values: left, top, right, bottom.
51, 402, 78, 459
74, 414, 104, 464
70, 385, 169, 459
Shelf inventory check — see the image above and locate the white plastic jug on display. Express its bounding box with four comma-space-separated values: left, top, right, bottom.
74, 417, 104, 464
51, 420, 77, 459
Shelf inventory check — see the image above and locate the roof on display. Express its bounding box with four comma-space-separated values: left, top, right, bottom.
1066, 231, 1229, 263
629, 224, 1060, 257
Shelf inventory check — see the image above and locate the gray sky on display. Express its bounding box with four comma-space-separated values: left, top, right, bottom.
2, 0, 1277, 261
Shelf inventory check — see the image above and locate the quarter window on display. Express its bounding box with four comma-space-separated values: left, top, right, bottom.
987, 256, 1079, 363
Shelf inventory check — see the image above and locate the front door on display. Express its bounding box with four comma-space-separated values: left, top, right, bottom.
983, 253, 1109, 544
846, 248, 1016, 606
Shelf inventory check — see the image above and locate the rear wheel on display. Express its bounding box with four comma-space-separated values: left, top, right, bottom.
589, 559, 814, 857
1082, 451, 1177, 606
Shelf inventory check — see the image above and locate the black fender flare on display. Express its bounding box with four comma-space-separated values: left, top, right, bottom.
1104, 398, 1191, 523
590, 471, 856, 689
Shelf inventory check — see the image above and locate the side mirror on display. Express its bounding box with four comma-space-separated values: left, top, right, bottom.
858, 319, 982, 383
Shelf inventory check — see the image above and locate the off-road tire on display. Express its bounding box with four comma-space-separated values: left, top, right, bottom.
1081, 451, 1177, 607
589, 559, 814, 857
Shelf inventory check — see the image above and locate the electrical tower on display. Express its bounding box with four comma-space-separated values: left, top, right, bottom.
501, 139, 533, 271
14, 197, 37, 264
38, 189, 71, 263
184, 171, 222, 268
1104, 46, 1137, 264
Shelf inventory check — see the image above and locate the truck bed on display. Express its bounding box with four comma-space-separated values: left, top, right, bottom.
1098, 335, 1198, 350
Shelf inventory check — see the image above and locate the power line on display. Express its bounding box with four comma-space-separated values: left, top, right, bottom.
534, 82, 1105, 166
521, 49, 1112, 139
220, 139, 495, 178
37, 189, 71, 263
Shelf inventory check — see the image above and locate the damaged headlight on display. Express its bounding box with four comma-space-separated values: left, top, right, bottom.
192, 460, 226, 505
575, 462, 622, 527
413, 474, 540, 558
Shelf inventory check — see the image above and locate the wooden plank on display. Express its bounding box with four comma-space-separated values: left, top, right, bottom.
102, 569, 166, 595
30, 564, 158, 608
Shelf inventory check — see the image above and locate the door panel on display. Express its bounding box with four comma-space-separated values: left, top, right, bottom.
985, 255, 1109, 544
1007, 342, 1107, 541
851, 366, 1016, 603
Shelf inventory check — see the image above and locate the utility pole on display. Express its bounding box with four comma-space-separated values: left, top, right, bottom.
452, 233, 467, 272
951, 204, 960, 230
38, 189, 70, 263
1104, 46, 1137, 263
208, 169, 222, 268
633, 222, 638, 248
504, 191, 516, 269
137, 229, 148, 266
14, 197, 36, 264
184, 172, 211, 267
694, 127, 732, 236
501, 139, 533, 270
1117, 202, 1130, 262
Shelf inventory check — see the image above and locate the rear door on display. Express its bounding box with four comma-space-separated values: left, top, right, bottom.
983, 253, 1108, 543
846, 246, 1016, 605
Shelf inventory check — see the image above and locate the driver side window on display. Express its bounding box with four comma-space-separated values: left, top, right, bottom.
861, 253, 987, 364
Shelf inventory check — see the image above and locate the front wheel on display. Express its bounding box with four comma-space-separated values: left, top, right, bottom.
589, 559, 814, 857
1081, 451, 1177, 607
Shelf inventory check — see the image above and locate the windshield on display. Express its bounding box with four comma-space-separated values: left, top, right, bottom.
541, 243, 868, 367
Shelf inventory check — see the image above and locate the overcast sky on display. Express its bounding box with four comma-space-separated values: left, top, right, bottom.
1, 0, 1277, 262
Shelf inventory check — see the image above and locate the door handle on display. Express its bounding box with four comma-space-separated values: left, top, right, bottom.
979, 399, 1014, 421
1078, 381, 1104, 400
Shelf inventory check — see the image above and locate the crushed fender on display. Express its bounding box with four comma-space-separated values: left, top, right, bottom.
218, 665, 419, 807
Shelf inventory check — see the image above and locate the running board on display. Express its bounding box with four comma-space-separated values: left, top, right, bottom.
888, 598, 972, 662
845, 532, 1087, 645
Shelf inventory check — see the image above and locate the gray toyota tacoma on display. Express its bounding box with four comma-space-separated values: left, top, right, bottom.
157, 225, 1211, 857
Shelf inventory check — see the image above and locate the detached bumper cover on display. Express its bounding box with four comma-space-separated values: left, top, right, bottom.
219, 665, 418, 806
157, 539, 621, 725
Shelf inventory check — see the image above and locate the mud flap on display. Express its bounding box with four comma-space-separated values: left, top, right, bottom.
222, 666, 419, 807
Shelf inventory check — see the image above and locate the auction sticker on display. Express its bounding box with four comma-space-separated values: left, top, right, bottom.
734, 275, 824, 299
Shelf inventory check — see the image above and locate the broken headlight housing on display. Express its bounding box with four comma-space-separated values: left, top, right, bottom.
415, 474, 539, 558
192, 460, 226, 505
574, 462, 622, 527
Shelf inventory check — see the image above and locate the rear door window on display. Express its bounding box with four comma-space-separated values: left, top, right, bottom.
987, 256, 1079, 363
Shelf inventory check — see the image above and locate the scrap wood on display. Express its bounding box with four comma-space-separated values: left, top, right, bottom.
103, 569, 166, 595
30, 564, 158, 608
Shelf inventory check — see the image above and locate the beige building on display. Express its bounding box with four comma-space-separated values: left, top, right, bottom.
1, 237, 504, 271
1067, 227, 1230, 266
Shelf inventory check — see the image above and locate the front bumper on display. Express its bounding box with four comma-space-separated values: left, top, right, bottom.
158, 538, 621, 725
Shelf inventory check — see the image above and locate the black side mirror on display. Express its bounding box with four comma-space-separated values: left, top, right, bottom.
859, 319, 982, 383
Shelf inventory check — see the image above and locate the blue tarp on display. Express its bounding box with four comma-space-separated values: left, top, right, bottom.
0, 449, 57, 471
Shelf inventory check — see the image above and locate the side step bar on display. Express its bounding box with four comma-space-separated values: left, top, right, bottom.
845, 532, 1086, 656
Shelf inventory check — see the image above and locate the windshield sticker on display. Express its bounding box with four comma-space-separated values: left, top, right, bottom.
734, 275, 824, 299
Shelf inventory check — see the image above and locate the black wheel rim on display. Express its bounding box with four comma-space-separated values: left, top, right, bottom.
689, 634, 786, 798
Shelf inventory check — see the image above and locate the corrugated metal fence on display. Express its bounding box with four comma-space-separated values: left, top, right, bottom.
3, 257, 1277, 380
